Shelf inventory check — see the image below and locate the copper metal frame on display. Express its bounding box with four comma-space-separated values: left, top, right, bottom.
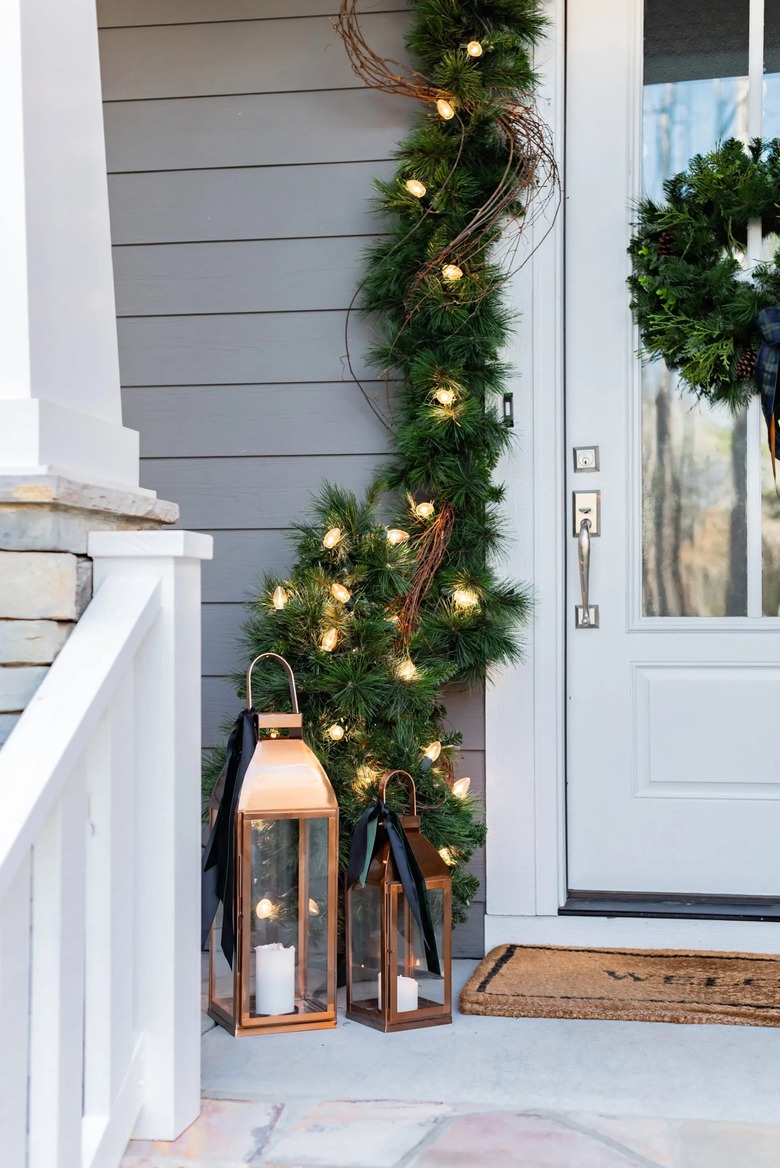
345, 770, 453, 1033
208, 653, 339, 1037
208, 809, 339, 1037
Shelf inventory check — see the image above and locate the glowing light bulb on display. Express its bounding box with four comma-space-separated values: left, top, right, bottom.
453, 588, 479, 608
423, 741, 442, 762
387, 528, 410, 544
309, 898, 320, 916
356, 765, 375, 788
439, 847, 456, 866
415, 501, 435, 520
328, 723, 345, 741
323, 527, 342, 549
397, 657, 417, 681
466, 40, 483, 57
442, 263, 463, 281
272, 585, 287, 610
331, 582, 351, 603
255, 898, 274, 920
405, 179, 427, 198
320, 627, 339, 652
436, 98, 456, 120
452, 776, 471, 798
435, 387, 456, 407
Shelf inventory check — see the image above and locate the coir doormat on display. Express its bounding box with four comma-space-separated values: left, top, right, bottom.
459, 944, 780, 1027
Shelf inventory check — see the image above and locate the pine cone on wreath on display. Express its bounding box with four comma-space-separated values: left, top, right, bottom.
656, 229, 674, 257
736, 347, 757, 381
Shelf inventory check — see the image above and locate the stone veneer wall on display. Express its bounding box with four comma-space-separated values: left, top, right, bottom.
0, 475, 177, 745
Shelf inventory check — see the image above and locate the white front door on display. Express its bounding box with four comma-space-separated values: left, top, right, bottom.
566, 0, 780, 896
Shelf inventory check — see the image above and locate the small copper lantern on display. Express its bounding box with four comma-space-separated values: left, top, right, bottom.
346, 770, 452, 1032
208, 653, 338, 1036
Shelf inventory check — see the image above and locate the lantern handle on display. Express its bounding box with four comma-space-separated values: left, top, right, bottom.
378, 769, 417, 816
246, 652, 300, 713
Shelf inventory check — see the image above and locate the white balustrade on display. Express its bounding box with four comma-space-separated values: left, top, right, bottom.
0, 531, 212, 1168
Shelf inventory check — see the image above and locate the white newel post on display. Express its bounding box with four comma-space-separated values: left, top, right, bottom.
90, 531, 214, 1143
0, 0, 139, 486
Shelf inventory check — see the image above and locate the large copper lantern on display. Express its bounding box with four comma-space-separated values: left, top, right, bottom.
346, 771, 452, 1032
208, 653, 338, 1036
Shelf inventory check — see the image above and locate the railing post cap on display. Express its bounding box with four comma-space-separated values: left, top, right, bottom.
88, 531, 214, 561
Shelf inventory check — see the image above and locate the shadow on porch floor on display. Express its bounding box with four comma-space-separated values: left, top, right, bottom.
121, 960, 780, 1167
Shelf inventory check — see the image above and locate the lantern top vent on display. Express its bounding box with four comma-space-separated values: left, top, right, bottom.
237, 653, 337, 814
363, 771, 451, 885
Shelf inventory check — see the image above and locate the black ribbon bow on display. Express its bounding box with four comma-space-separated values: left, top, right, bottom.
346, 797, 441, 976
201, 709, 258, 968
755, 306, 780, 480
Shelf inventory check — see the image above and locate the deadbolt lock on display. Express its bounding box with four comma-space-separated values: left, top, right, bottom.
573, 446, 600, 472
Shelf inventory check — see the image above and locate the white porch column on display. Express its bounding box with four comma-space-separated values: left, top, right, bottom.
0, 0, 139, 487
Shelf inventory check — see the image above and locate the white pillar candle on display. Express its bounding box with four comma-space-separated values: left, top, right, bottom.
377, 973, 419, 1012
255, 943, 295, 1015
397, 974, 419, 1012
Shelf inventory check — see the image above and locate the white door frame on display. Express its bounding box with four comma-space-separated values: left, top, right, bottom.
484, 0, 780, 955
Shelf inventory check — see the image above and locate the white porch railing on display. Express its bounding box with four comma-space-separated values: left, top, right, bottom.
0, 531, 212, 1168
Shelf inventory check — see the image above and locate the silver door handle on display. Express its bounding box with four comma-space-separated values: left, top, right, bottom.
578, 516, 592, 623
573, 489, 600, 628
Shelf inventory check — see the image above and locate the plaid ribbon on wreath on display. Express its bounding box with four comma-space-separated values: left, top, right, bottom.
755, 306, 780, 482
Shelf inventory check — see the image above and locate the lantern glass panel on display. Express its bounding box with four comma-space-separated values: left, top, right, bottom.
348, 883, 382, 1009
210, 902, 234, 1015
392, 885, 447, 1008
249, 815, 331, 1017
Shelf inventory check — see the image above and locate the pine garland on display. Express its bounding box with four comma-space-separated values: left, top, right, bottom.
629, 137, 780, 412
205, 0, 554, 926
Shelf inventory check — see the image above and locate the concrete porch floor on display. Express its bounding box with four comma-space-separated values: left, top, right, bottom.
122, 960, 780, 1167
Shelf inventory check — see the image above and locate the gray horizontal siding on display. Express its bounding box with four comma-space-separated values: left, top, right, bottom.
100, 0, 486, 955
113, 237, 372, 316
108, 162, 395, 244
443, 688, 486, 751
201, 531, 294, 602
99, 14, 409, 100
104, 90, 406, 172
98, 0, 405, 26
122, 384, 393, 457
117, 312, 376, 386
141, 455, 379, 529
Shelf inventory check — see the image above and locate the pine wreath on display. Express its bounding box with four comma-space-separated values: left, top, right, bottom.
628, 137, 780, 467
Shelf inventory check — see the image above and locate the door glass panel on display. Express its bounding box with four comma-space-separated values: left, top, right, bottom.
764, 0, 780, 133
762, 3, 780, 612
641, 0, 749, 616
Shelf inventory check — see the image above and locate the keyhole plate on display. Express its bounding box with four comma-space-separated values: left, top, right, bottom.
573, 446, 600, 472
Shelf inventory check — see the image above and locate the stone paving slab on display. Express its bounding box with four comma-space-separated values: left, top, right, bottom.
573, 1115, 676, 1166
408, 1113, 640, 1167
121, 1099, 282, 1167
120, 1099, 780, 1168
675, 1120, 780, 1168
267, 1101, 452, 1167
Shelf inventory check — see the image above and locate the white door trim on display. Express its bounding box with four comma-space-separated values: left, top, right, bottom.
485, 0, 567, 925
485, 912, 780, 956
